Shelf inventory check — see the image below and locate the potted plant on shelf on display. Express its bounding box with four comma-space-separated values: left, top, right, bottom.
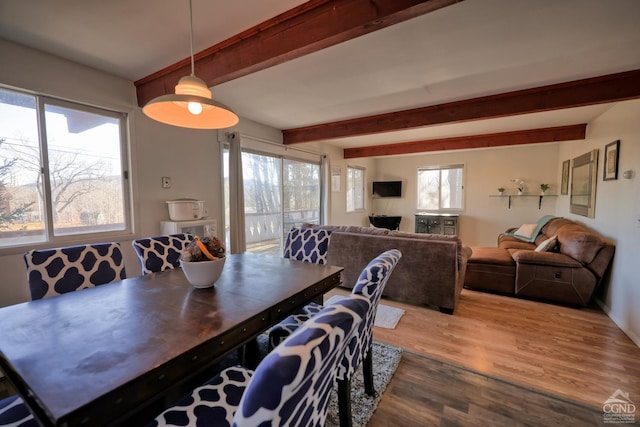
497, 187, 505, 195
540, 183, 550, 195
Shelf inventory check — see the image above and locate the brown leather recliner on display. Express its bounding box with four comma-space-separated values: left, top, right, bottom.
465, 218, 615, 306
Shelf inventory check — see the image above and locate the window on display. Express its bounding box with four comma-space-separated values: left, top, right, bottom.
0, 87, 129, 248
417, 164, 464, 211
346, 166, 365, 212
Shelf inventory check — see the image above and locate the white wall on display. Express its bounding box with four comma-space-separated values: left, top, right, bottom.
323, 145, 376, 227
556, 99, 640, 346
372, 144, 560, 246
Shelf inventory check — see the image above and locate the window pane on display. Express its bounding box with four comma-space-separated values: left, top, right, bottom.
283, 159, 320, 232
441, 168, 463, 209
417, 166, 464, 211
44, 104, 125, 236
346, 167, 364, 212
417, 169, 439, 210
0, 89, 46, 247
242, 152, 281, 254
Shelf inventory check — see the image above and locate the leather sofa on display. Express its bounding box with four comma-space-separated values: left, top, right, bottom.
303, 225, 472, 314
464, 217, 615, 306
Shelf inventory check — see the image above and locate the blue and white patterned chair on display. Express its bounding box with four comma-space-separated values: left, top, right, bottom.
283, 227, 331, 264
132, 233, 193, 275
268, 249, 402, 426
147, 295, 370, 427
10, 242, 127, 423
266, 227, 332, 349
0, 395, 37, 427
23, 242, 126, 300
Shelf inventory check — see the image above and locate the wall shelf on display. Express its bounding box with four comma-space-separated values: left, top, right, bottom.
489, 194, 557, 209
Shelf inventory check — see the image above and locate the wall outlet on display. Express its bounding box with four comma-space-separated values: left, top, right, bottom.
162, 176, 171, 189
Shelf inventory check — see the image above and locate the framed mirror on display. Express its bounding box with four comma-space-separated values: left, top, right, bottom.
570, 149, 598, 218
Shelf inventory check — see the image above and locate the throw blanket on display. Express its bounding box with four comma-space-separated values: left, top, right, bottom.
505, 215, 556, 243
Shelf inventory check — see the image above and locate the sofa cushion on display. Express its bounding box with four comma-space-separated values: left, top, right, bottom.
535, 235, 557, 252
557, 225, 604, 265
468, 247, 514, 266
513, 223, 538, 240
303, 224, 390, 236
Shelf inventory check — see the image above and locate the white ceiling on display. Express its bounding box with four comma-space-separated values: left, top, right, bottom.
1, 0, 639, 151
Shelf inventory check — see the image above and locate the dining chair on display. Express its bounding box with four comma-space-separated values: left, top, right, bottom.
0, 395, 37, 426
23, 242, 126, 300
268, 249, 402, 427
283, 226, 332, 264
147, 294, 370, 427
132, 233, 193, 275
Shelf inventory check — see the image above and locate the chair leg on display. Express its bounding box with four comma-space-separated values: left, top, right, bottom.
337, 379, 353, 427
363, 345, 376, 397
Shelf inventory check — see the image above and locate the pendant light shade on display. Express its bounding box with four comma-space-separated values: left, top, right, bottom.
143, 0, 239, 129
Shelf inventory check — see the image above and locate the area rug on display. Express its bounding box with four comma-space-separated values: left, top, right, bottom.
325, 295, 405, 329
325, 341, 403, 427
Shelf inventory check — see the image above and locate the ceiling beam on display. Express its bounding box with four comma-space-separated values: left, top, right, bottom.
343, 124, 587, 158
135, 0, 461, 107
283, 69, 640, 144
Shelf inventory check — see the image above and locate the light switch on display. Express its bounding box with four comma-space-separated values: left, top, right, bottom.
162, 177, 171, 189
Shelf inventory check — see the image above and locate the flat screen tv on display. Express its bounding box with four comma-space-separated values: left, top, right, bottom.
372, 181, 402, 198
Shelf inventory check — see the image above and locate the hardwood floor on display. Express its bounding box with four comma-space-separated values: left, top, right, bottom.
326, 287, 640, 425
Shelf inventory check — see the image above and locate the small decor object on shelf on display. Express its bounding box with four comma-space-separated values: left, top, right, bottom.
180, 236, 226, 288
540, 183, 550, 195
516, 180, 526, 195
497, 187, 505, 195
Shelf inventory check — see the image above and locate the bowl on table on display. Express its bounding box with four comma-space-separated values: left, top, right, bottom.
180, 257, 226, 288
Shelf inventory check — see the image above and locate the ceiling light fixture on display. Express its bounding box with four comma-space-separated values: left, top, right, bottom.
142, 0, 239, 129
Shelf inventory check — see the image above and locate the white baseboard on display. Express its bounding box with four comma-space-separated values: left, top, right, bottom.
594, 297, 640, 348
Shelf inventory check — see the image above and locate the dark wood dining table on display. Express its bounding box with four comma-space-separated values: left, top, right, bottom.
0, 253, 342, 426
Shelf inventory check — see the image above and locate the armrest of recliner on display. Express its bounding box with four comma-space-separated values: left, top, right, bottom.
511, 250, 582, 268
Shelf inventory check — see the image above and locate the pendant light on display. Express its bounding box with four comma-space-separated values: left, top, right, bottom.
143, 0, 239, 129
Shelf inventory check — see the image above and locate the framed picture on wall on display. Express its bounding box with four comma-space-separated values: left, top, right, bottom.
603, 140, 620, 181
570, 149, 598, 218
561, 159, 570, 195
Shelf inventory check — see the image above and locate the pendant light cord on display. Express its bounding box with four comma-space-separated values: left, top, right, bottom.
189, 0, 195, 77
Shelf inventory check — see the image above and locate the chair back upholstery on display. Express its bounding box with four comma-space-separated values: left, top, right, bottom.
132, 233, 193, 275
283, 227, 331, 264
233, 295, 370, 427
339, 249, 402, 380
23, 243, 126, 300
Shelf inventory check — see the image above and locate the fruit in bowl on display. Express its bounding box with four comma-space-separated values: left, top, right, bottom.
180, 236, 226, 288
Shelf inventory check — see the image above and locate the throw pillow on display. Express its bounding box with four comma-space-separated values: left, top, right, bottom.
535, 235, 558, 252
514, 223, 538, 240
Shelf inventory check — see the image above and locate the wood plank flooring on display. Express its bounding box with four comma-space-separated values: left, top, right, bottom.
325, 287, 640, 425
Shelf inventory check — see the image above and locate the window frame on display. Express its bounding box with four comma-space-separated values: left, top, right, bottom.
416, 163, 465, 213
0, 86, 131, 252
346, 165, 365, 213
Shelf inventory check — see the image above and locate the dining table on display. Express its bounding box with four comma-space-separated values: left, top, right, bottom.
0, 252, 343, 426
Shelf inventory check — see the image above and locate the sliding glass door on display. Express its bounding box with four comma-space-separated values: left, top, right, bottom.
283, 159, 320, 232
222, 146, 321, 255
242, 151, 282, 254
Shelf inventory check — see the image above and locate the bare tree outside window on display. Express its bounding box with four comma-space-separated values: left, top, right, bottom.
0, 87, 129, 248
417, 165, 464, 211
346, 166, 365, 212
